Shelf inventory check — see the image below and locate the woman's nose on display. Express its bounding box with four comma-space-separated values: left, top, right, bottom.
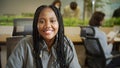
45, 21, 51, 28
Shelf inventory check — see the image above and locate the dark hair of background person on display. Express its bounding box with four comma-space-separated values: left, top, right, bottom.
32, 5, 67, 68
52, 0, 61, 11
112, 7, 120, 18
89, 11, 105, 27
70, 1, 77, 10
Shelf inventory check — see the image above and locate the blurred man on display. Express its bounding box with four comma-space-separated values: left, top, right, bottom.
63, 1, 80, 19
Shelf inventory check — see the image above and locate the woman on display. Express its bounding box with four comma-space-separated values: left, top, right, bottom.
89, 11, 120, 68
6, 5, 81, 68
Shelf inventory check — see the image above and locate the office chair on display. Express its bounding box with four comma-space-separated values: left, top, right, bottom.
12, 18, 33, 36
6, 36, 23, 59
80, 26, 120, 68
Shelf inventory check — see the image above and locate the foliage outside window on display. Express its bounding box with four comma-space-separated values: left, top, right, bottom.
102, 18, 120, 27
0, 16, 120, 27
113, 17, 120, 25
63, 18, 89, 27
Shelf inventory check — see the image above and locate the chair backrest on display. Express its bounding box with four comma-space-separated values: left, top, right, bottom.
80, 26, 106, 68
12, 18, 33, 36
6, 36, 23, 59
80, 26, 95, 38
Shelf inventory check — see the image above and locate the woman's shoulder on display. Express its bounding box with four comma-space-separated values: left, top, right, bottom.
64, 36, 73, 45
64, 36, 74, 50
20, 36, 33, 43
93, 27, 104, 34
93, 27, 106, 38
17, 36, 33, 49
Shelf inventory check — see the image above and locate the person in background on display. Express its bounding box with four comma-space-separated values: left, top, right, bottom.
112, 7, 120, 18
6, 5, 81, 68
112, 7, 120, 33
89, 11, 120, 68
52, 0, 61, 11
63, 1, 80, 19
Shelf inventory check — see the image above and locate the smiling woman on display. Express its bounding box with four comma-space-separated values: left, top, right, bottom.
37, 7, 59, 48
6, 5, 81, 68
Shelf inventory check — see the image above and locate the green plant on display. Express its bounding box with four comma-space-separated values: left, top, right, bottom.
102, 18, 120, 27
63, 18, 89, 26
113, 18, 120, 25
0, 15, 34, 26
21, 13, 34, 17
102, 18, 114, 27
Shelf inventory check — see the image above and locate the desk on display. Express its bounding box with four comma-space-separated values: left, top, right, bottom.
113, 37, 120, 51
0, 34, 12, 45
65, 27, 83, 45
0, 34, 83, 45
0, 34, 11, 68
66, 34, 83, 45
0, 34, 120, 47
114, 37, 120, 42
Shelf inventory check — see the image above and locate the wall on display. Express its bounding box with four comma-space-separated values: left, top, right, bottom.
0, 0, 120, 18
0, 0, 83, 16
0, 0, 54, 15
98, 0, 120, 18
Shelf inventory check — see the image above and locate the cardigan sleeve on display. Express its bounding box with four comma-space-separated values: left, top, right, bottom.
6, 40, 25, 68
65, 37, 81, 68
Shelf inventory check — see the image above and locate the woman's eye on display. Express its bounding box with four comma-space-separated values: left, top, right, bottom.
51, 19, 56, 23
39, 19, 45, 24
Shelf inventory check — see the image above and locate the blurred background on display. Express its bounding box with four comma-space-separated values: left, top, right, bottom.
0, 0, 120, 26
0, 0, 120, 68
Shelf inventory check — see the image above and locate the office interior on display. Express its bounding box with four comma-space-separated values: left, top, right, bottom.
0, 0, 120, 68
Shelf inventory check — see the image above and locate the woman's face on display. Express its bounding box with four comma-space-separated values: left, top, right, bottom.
37, 7, 59, 41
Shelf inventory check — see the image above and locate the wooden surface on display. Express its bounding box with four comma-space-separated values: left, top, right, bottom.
0, 27, 120, 45
0, 34, 11, 45
64, 27, 82, 44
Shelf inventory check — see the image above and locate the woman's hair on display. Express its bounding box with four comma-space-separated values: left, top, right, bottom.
52, 0, 61, 10
32, 5, 66, 68
70, 1, 77, 10
89, 11, 105, 27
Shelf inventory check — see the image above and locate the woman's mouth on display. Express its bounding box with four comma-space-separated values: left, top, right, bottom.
43, 30, 53, 35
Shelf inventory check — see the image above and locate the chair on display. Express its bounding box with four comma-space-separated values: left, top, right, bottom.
12, 18, 33, 36
6, 36, 23, 59
80, 26, 120, 68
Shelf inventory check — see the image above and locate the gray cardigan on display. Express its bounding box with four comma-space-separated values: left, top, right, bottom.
6, 36, 81, 68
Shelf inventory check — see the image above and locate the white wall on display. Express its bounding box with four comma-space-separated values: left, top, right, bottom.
0, 0, 120, 18
0, 0, 54, 15
0, 0, 84, 16
98, 0, 120, 18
